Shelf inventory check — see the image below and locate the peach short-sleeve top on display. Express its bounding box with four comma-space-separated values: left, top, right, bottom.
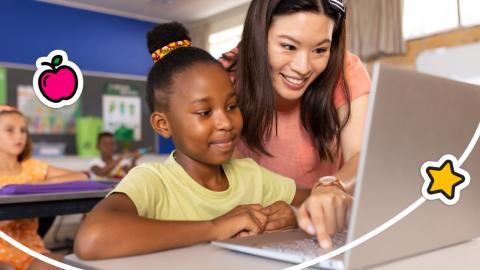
237, 52, 371, 188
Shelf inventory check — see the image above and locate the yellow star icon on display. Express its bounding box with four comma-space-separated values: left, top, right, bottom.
425, 160, 465, 200
421, 154, 470, 205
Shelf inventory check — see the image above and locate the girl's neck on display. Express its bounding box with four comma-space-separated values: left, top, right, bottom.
174, 152, 228, 192
0, 152, 21, 172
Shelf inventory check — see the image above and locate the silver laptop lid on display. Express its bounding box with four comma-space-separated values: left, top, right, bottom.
345, 64, 480, 269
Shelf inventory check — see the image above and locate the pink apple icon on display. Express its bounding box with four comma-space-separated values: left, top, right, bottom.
38, 55, 78, 102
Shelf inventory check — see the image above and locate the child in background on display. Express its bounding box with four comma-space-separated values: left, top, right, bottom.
89, 132, 140, 180
0, 105, 88, 270
74, 22, 309, 260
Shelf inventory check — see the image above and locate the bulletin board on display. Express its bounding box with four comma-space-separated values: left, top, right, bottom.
4, 65, 156, 154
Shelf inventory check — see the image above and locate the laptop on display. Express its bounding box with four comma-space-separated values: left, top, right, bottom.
211, 64, 480, 269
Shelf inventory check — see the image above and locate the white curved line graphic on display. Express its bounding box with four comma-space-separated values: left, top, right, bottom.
0, 230, 84, 270
285, 121, 480, 270
459, 121, 480, 166
284, 198, 426, 270
0, 123, 478, 270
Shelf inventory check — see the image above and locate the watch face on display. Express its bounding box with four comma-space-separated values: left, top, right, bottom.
319, 176, 337, 184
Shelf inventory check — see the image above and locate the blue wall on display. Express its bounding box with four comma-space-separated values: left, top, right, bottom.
0, 0, 155, 76
0, 0, 176, 153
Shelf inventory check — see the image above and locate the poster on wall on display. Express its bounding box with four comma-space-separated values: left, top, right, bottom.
0, 68, 6, 104
17, 85, 80, 134
102, 83, 142, 141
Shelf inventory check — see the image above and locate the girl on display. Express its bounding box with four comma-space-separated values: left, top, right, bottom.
221, 0, 369, 248
0, 105, 88, 270
89, 132, 140, 180
74, 22, 309, 260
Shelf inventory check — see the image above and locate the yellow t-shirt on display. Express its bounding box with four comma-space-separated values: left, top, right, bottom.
111, 153, 296, 221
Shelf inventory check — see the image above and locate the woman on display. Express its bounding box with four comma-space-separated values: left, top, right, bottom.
221, 0, 371, 248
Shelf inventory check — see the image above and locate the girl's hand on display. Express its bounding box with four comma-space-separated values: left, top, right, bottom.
297, 186, 353, 249
211, 204, 267, 240
261, 201, 297, 231
131, 150, 142, 160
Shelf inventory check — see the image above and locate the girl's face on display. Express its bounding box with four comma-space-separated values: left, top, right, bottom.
164, 63, 243, 166
267, 11, 335, 106
0, 113, 28, 157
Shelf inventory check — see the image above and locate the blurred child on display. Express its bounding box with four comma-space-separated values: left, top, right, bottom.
0, 105, 88, 270
89, 132, 140, 180
74, 22, 309, 260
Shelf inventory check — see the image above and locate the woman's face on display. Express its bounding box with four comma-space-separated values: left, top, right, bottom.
268, 11, 335, 106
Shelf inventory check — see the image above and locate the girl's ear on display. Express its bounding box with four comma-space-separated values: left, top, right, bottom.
150, 112, 171, 138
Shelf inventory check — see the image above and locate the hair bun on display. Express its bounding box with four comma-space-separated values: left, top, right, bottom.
147, 22, 191, 54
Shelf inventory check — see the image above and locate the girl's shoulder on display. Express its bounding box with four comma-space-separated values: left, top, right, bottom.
20, 159, 49, 181
223, 157, 267, 180
0, 159, 49, 185
21, 159, 48, 168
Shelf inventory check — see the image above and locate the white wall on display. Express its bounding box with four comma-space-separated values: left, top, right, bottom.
187, 3, 250, 50
416, 42, 480, 85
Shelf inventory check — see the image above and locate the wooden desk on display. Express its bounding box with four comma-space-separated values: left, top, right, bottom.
0, 190, 110, 220
64, 238, 480, 270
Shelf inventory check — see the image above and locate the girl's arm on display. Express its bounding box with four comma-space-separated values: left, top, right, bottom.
123, 151, 141, 173
90, 156, 125, 177
74, 193, 267, 260
45, 165, 88, 182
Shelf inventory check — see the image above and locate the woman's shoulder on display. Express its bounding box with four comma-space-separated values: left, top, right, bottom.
333, 51, 371, 108
344, 51, 370, 85
345, 51, 362, 66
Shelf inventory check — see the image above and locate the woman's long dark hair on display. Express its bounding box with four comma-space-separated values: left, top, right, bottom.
237, 0, 350, 162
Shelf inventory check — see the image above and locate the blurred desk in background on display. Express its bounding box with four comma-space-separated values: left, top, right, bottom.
0, 189, 111, 220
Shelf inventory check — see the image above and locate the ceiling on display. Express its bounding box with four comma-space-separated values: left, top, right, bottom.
40, 0, 252, 23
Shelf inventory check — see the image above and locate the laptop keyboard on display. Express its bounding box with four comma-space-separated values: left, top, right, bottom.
261, 232, 347, 259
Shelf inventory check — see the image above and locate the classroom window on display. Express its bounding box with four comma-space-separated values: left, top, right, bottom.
459, 0, 480, 27
403, 0, 459, 40
208, 25, 243, 59
403, 0, 480, 40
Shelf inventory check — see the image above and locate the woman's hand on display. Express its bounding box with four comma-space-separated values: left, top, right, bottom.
211, 204, 267, 240
218, 47, 238, 84
261, 201, 297, 231
297, 186, 353, 249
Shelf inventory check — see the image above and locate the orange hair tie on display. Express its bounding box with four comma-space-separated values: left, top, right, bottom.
151, 40, 192, 63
